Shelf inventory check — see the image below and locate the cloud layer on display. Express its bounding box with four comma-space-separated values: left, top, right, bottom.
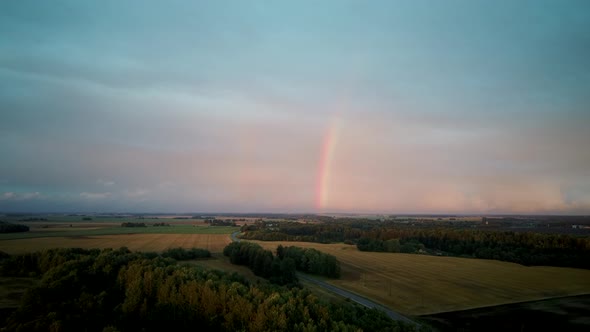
1, 1, 589, 213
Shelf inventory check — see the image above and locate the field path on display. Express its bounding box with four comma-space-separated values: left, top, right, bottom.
231, 231, 241, 242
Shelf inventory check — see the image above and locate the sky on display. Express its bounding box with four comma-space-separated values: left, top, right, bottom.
1, 0, 589, 214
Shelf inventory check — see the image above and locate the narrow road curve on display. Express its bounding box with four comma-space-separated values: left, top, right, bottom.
230, 231, 241, 242
229, 231, 419, 327
298, 273, 418, 326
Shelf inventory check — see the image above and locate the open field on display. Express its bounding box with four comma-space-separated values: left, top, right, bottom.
0, 233, 232, 254
252, 241, 590, 315
0, 223, 236, 240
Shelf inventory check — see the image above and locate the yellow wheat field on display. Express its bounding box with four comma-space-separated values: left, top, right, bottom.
252, 241, 590, 315
0, 234, 232, 254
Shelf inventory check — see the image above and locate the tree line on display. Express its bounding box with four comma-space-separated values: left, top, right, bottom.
0, 247, 417, 332
223, 242, 341, 285
223, 242, 297, 285
0, 221, 29, 233
206, 219, 238, 227
121, 222, 147, 228
161, 247, 210, 260
241, 220, 590, 269
277, 245, 341, 278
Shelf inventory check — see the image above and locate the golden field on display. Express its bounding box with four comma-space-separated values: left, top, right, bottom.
0, 233, 232, 254
252, 241, 590, 315
3, 228, 589, 317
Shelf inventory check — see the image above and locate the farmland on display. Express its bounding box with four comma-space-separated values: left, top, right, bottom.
0, 218, 236, 253
3, 217, 590, 318
0, 233, 232, 254
251, 240, 590, 315
0, 222, 236, 240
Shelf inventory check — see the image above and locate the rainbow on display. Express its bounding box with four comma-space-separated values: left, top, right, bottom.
315, 118, 339, 210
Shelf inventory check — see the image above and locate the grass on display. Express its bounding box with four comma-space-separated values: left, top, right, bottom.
252, 241, 590, 316
0, 233, 232, 254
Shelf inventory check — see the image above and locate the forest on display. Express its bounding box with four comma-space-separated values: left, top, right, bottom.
0, 247, 416, 332
223, 242, 341, 285
240, 220, 590, 269
206, 219, 239, 227
277, 245, 341, 278
120, 222, 147, 228
0, 221, 29, 233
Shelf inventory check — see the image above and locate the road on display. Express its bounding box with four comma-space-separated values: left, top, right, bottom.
298, 273, 418, 326
229, 231, 419, 326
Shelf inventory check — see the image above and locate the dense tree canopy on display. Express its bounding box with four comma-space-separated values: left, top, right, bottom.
121, 222, 146, 227
0, 248, 417, 332
161, 247, 210, 260
277, 245, 341, 278
223, 242, 297, 285
0, 221, 29, 233
223, 242, 342, 284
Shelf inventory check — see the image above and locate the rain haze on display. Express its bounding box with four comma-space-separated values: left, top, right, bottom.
1, 0, 589, 214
